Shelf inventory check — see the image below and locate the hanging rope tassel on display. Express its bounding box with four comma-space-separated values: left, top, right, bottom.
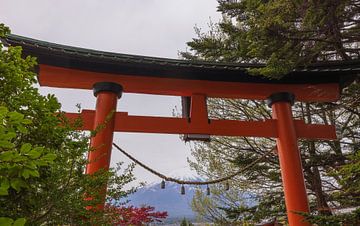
181, 185, 185, 195
160, 180, 165, 189
206, 185, 210, 196
225, 181, 230, 191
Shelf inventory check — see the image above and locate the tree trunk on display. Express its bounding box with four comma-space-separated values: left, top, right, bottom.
305, 104, 332, 215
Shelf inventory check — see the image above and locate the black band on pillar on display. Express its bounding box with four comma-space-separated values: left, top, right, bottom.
266, 92, 295, 107
93, 82, 123, 98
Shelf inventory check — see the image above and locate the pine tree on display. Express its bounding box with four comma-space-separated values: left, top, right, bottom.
183, 1, 360, 224
182, 0, 359, 78
180, 217, 194, 226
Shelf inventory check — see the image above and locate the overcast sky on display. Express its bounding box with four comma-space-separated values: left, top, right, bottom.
0, 0, 222, 185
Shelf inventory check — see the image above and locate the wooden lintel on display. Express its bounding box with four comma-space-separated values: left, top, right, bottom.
40, 65, 340, 102
65, 111, 336, 140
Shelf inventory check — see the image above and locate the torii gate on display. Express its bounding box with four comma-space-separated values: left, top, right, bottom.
5, 34, 359, 226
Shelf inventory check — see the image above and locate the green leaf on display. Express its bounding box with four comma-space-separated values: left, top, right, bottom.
10, 178, 26, 192
1, 132, 16, 141
12, 155, 27, 163
32, 146, 44, 153
0, 178, 10, 196
0, 187, 8, 196
41, 153, 57, 162
0, 151, 15, 161
34, 160, 49, 166
0, 217, 14, 226
20, 143, 32, 154
8, 111, 24, 122
1, 178, 10, 189
0, 106, 9, 115
28, 169, 40, 178
27, 149, 41, 159
16, 125, 28, 134
24, 162, 37, 169
0, 140, 15, 149
13, 218, 26, 226
21, 168, 31, 179
21, 119, 32, 125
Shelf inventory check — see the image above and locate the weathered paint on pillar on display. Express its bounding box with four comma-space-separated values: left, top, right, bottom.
86, 82, 122, 209
267, 92, 310, 226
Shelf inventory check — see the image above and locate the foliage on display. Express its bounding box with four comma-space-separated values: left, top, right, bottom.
191, 186, 256, 224
0, 106, 56, 226
0, 217, 26, 226
0, 107, 56, 196
303, 208, 360, 226
188, 99, 285, 223
188, 87, 359, 224
104, 204, 167, 225
329, 148, 360, 207
0, 24, 10, 37
180, 217, 194, 226
182, 0, 360, 78
182, 1, 360, 224
0, 23, 136, 225
303, 149, 360, 225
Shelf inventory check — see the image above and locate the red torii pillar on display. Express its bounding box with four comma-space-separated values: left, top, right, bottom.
267, 92, 310, 226
86, 82, 122, 209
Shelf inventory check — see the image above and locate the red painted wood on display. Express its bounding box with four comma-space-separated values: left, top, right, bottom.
65, 111, 336, 140
86, 91, 118, 210
272, 101, 310, 226
35, 51, 341, 224
39, 65, 340, 102
190, 94, 208, 126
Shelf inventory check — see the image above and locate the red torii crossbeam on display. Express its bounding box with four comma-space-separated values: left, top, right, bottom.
5, 34, 359, 226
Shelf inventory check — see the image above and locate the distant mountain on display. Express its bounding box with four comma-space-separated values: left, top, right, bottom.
124, 173, 257, 224
126, 176, 204, 221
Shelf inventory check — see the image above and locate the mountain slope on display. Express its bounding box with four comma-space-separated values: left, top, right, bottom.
125, 177, 257, 223
124, 173, 210, 220
126, 179, 203, 220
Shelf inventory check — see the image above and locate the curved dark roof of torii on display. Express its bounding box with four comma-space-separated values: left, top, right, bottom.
3, 34, 360, 86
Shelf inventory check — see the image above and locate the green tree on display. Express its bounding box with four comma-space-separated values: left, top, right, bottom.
189, 85, 359, 224
180, 217, 194, 226
0, 106, 49, 226
0, 24, 135, 225
303, 150, 360, 225
188, 99, 287, 223
182, 1, 360, 224
182, 0, 359, 78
